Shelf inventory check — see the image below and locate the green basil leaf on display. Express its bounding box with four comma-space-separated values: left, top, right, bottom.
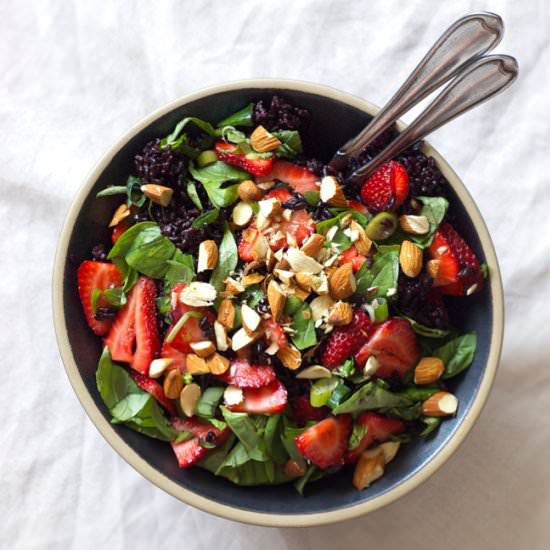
173, 430, 195, 443
189, 161, 247, 208
480, 262, 489, 279
96, 185, 127, 197
333, 358, 356, 379
294, 465, 325, 496
402, 316, 451, 338
220, 127, 247, 144
164, 249, 196, 286
420, 416, 441, 436
410, 196, 449, 248
125, 235, 176, 278
380, 403, 421, 421
198, 434, 236, 473
245, 285, 265, 309
96, 347, 136, 409
162, 116, 218, 149
264, 414, 288, 464
220, 407, 269, 462
281, 422, 307, 466
284, 295, 303, 316
196, 387, 225, 419
291, 304, 317, 350
102, 287, 127, 308
91, 288, 102, 315
332, 382, 413, 414
272, 130, 302, 159
192, 208, 219, 229
304, 191, 320, 206
186, 181, 203, 210
217, 103, 254, 128
355, 244, 400, 298
210, 223, 237, 290
326, 382, 351, 409
348, 423, 369, 450
108, 222, 160, 259
435, 332, 477, 379
208, 418, 227, 431
399, 386, 440, 402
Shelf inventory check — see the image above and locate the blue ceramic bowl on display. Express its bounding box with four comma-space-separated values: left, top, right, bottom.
53, 80, 504, 526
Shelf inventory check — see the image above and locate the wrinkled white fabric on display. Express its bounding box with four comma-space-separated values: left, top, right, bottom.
1, 1, 549, 548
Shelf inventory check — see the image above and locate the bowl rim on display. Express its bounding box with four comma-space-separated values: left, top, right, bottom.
52, 78, 504, 527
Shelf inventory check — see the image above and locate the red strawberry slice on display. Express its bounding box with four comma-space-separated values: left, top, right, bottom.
130, 372, 177, 417
428, 223, 483, 296
217, 359, 276, 389
160, 341, 187, 372
294, 415, 352, 469
345, 412, 405, 464
226, 379, 288, 414
355, 318, 419, 378
291, 394, 330, 426
170, 417, 230, 468
111, 219, 131, 243
238, 225, 260, 262
104, 286, 137, 363
321, 308, 372, 368
263, 319, 288, 349
359, 160, 409, 213
256, 159, 319, 194
348, 199, 369, 216
215, 141, 273, 176
77, 261, 123, 336
339, 245, 367, 273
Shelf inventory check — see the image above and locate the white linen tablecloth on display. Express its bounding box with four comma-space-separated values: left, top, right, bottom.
2, 1, 549, 548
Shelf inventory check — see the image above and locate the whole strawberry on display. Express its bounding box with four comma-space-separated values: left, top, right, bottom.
321, 308, 372, 368
360, 160, 409, 213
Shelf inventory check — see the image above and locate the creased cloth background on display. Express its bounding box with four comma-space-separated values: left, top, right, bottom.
1, 1, 549, 548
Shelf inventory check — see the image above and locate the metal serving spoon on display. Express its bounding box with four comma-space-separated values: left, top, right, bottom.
328, 11, 506, 173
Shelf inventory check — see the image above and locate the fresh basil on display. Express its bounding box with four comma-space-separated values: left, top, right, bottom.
196, 387, 225, 419
280, 423, 307, 467
209, 223, 237, 290
304, 191, 320, 206
327, 382, 352, 409
198, 434, 236, 473
125, 234, 176, 279
355, 244, 400, 298
108, 222, 160, 259
164, 249, 195, 286
294, 465, 325, 496
220, 408, 269, 462
102, 287, 127, 308
189, 161, 248, 208
284, 295, 303, 316
191, 208, 219, 229
291, 304, 317, 350
245, 285, 265, 309
399, 386, 441, 402
91, 288, 102, 315
332, 382, 413, 414
272, 130, 302, 159
435, 332, 477, 379
411, 196, 449, 248
316, 210, 369, 235
402, 316, 451, 338
334, 359, 356, 379
220, 127, 247, 144
186, 181, 203, 210
264, 414, 288, 464
420, 416, 441, 436
348, 423, 369, 450
173, 430, 195, 443
217, 103, 254, 128
96, 176, 146, 208
381, 403, 421, 421
111, 392, 151, 422
96, 185, 127, 197
162, 116, 218, 149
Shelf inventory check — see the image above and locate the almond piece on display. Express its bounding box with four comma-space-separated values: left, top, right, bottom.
224, 277, 245, 296
292, 285, 311, 302
189, 340, 216, 358
238, 179, 263, 202
224, 385, 244, 406
213, 321, 230, 352
284, 459, 307, 478
231, 327, 261, 351
149, 357, 173, 379
296, 365, 332, 379
399, 240, 423, 278
363, 355, 380, 377
186, 354, 210, 375
277, 345, 302, 370
232, 201, 254, 227
258, 197, 282, 219
399, 214, 430, 235
163, 369, 183, 399
329, 263, 356, 300
301, 233, 326, 258
267, 279, 286, 321
295, 272, 314, 291
217, 298, 236, 329
108, 203, 131, 228
350, 220, 373, 256
250, 125, 282, 152
241, 304, 261, 334
286, 248, 324, 274
328, 301, 353, 326
320, 175, 348, 208
310, 295, 335, 322
140, 183, 173, 207
353, 447, 386, 491
179, 282, 217, 307
197, 240, 218, 272
273, 269, 294, 286
421, 391, 458, 417
426, 259, 440, 280
242, 272, 265, 287
179, 383, 201, 417
379, 441, 400, 464
414, 357, 445, 385
252, 233, 270, 261
207, 352, 230, 375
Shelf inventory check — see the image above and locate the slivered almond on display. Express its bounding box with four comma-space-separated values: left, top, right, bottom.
296, 365, 332, 379
207, 352, 230, 375
217, 299, 236, 329
224, 277, 245, 296
186, 354, 210, 375
267, 280, 286, 321
320, 175, 347, 207
224, 385, 244, 406
329, 263, 356, 300
421, 391, 458, 417
274, 269, 294, 286
274, 258, 291, 271
231, 327, 261, 351
414, 357, 445, 385
328, 301, 353, 326
250, 125, 282, 152
214, 321, 230, 351
252, 233, 269, 261
286, 248, 323, 274
258, 197, 282, 218
426, 259, 440, 280
238, 179, 263, 202
350, 220, 373, 256
363, 355, 380, 376
399, 214, 430, 235
399, 240, 423, 278
277, 345, 302, 370
140, 183, 173, 206
265, 249, 276, 272
189, 340, 216, 358
149, 358, 173, 379
179, 383, 201, 417
163, 369, 183, 399
301, 233, 325, 258
242, 272, 265, 287
292, 285, 311, 301
197, 240, 218, 272
241, 304, 261, 333
109, 203, 130, 228
379, 441, 400, 464
295, 272, 313, 291
310, 295, 335, 322
232, 201, 254, 226
179, 282, 217, 307
353, 447, 385, 491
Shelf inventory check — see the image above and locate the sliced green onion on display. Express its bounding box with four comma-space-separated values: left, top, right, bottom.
196, 150, 218, 167
165, 311, 203, 344
373, 298, 389, 323
310, 378, 339, 408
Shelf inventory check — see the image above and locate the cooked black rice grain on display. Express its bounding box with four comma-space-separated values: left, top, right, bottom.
253, 95, 311, 131
282, 191, 308, 210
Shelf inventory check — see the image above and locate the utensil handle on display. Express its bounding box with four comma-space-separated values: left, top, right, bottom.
329, 12, 504, 170
348, 54, 518, 183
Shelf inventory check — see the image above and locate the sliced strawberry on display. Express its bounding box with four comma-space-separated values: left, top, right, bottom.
77, 261, 123, 336
256, 159, 319, 194
345, 412, 405, 464
104, 286, 137, 363
160, 340, 187, 372
226, 379, 288, 414
217, 359, 276, 389
294, 415, 352, 469
170, 417, 230, 468
359, 160, 409, 213
355, 318, 419, 378
339, 245, 367, 273
111, 219, 131, 243
263, 319, 288, 349
321, 308, 372, 368
348, 199, 369, 216
291, 394, 330, 426
130, 372, 177, 417
215, 141, 273, 176
428, 223, 483, 296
